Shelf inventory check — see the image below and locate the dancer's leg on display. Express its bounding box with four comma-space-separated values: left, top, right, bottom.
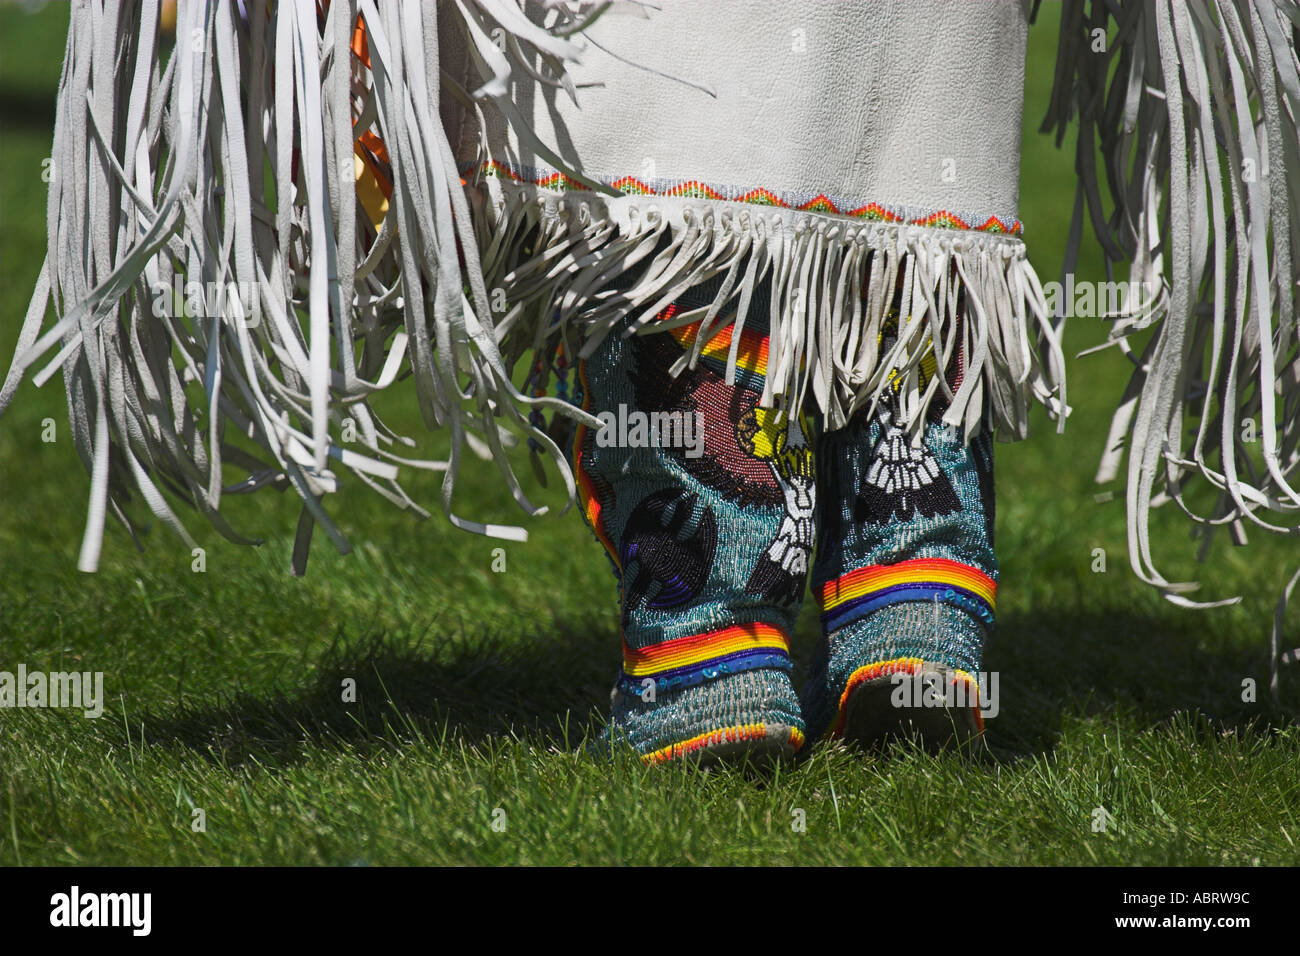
806, 292, 996, 751
574, 277, 814, 764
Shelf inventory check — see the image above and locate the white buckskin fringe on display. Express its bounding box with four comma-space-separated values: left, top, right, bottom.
0, 0, 615, 574
479, 177, 1068, 444
1043, 0, 1300, 692
2, 0, 1068, 577
1042, 0, 1300, 688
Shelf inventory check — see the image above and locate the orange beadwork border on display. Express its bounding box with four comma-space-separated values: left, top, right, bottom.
475, 159, 1023, 236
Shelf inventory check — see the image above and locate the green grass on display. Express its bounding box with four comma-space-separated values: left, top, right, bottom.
1, 3, 1298, 866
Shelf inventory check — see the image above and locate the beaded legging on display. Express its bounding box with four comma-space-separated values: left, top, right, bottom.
569, 270, 995, 759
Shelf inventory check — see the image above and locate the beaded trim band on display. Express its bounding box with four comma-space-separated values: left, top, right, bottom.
642, 723, 805, 765
829, 656, 985, 739
468, 159, 1024, 236
658, 303, 769, 393
618, 623, 792, 695
572, 357, 621, 575
817, 557, 996, 632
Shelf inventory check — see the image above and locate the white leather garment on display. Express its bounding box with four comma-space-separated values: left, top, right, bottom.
450, 0, 1032, 227
447, 0, 1065, 442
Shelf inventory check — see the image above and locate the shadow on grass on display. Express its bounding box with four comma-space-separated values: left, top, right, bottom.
121, 605, 1298, 770
130, 621, 620, 768
986, 606, 1299, 759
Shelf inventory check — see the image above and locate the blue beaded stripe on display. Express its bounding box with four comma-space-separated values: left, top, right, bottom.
821, 583, 995, 632
615, 650, 792, 696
